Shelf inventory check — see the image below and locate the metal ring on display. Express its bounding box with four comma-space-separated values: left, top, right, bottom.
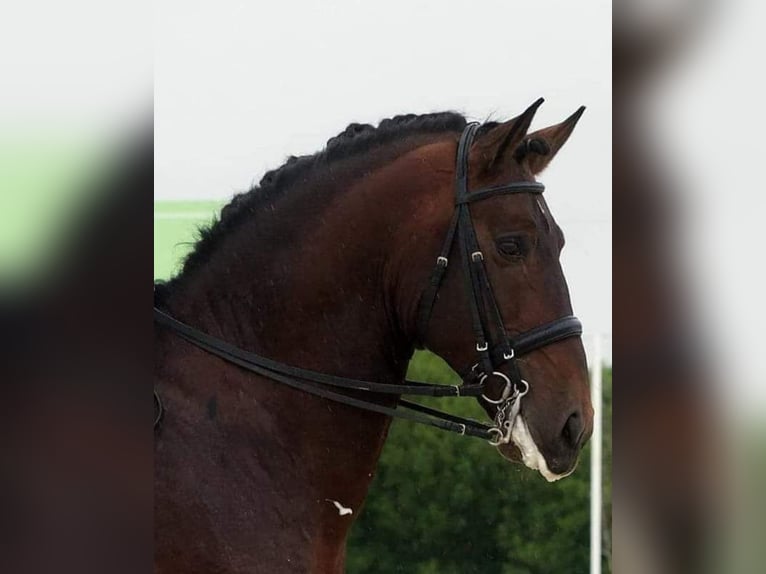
479, 371, 512, 404
516, 379, 530, 397
436, 256, 448, 267
471, 251, 484, 262
487, 427, 504, 446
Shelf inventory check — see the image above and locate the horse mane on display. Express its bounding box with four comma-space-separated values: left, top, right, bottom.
162, 111, 497, 293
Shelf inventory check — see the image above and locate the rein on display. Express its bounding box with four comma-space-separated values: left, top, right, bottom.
154, 123, 582, 444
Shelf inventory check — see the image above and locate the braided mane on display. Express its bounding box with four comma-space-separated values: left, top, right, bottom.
164, 112, 493, 293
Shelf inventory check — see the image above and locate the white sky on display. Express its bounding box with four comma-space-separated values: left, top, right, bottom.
155, 0, 613, 358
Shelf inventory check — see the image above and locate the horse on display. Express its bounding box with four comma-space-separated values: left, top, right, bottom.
154, 100, 593, 573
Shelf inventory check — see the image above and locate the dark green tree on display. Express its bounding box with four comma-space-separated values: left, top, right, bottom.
348, 352, 612, 573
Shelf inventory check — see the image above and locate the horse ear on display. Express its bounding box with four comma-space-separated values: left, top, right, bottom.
514, 106, 586, 175
474, 98, 544, 172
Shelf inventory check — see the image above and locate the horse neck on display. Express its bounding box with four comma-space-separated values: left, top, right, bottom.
159, 150, 439, 563
169, 186, 418, 378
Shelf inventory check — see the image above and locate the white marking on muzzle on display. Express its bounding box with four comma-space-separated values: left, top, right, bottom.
510, 416, 572, 483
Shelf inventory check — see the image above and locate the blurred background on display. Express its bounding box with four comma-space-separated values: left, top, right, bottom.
614, 0, 766, 572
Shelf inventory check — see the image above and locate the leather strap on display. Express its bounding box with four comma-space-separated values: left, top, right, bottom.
455, 182, 545, 205
154, 307, 492, 438
155, 123, 583, 440
414, 123, 580, 402
155, 308, 484, 398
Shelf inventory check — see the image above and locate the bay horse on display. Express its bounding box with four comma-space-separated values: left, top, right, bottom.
154, 100, 593, 573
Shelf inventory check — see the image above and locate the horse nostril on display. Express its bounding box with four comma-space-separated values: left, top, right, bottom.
562, 410, 584, 448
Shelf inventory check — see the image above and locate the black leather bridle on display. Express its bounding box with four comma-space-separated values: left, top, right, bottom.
154, 123, 582, 444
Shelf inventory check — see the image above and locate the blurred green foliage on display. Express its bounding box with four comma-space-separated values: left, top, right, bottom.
348, 352, 612, 574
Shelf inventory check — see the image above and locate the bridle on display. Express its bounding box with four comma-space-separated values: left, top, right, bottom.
153, 122, 582, 445
412, 122, 581, 443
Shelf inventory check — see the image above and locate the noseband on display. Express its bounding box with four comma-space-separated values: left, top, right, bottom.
154, 123, 582, 445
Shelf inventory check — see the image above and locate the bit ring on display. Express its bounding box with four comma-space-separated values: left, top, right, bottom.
479, 371, 512, 404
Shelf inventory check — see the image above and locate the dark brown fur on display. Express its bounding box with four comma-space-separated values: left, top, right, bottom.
155, 106, 591, 573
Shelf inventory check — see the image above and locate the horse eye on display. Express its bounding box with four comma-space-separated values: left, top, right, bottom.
496, 237, 525, 259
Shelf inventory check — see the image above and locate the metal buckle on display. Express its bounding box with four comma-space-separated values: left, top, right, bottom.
436, 256, 448, 267
502, 348, 515, 361
471, 251, 484, 262
479, 371, 512, 404
476, 341, 488, 352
